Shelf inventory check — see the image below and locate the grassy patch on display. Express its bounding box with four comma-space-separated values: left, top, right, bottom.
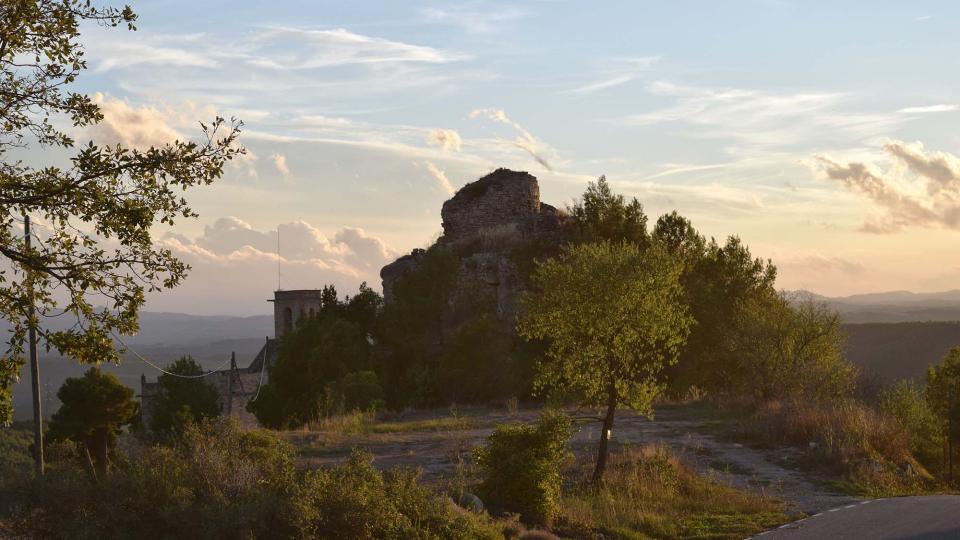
746, 400, 933, 497
555, 444, 788, 540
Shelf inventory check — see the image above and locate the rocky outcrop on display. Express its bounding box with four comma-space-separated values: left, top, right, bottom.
380, 168, 570, 330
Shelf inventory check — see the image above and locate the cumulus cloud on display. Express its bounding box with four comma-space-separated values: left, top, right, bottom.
86, 93, 184, 148
272, 153, 290, 175
153, 217, 397, 314
424, 161, 455, 195
813, 140, 960, 232
469, 108, 553, 170
426, 128, 463, 152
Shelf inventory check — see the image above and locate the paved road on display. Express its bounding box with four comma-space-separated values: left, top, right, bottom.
752, 496, 960, 539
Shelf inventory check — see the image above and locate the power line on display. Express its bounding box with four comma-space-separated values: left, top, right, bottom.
249, 344, 269, 403
112, 332, 232, 379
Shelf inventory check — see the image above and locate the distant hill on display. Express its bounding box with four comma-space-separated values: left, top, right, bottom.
844, 321, 960, 383
8, 312, 272, 421
793, 290, 960, 323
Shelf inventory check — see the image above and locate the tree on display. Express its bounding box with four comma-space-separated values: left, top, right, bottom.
149, 356, 221, 437
518, 241, 691, 482
250, 313, 372, 428
926, 347, 960, 468
568, 176, 649, 245
0, 1, 244, 423
733, 295, 857, 401
47, 367, 136, 476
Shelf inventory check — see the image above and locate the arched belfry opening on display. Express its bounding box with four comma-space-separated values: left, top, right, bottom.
270, 289, 324, 339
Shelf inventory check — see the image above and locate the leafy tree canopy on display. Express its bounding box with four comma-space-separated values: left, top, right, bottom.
518, 240, 691, 481
47, 367, 136, 475
0, 1, 243, 424
149, 356, 221, 437
568, 176, 649, 246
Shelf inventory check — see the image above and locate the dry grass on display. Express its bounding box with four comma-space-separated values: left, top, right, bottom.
555, 444, 788, 540
749, 400, 931, 495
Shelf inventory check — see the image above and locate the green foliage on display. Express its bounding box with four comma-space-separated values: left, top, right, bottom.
879, 380, 944, 475
925, 348, 960, 477
519, 241, 691, 415
569, 176, 649, 245
732, 296, 858, 401
474, 411, 573, 525
298, 449, 502, 539
925, 347, 960, 433
439, 314, 525, 403
378, 246, 459, 407
46, 367, 136, 475
0, 422, 32, 472
149, 356, 221, 437
327, 370, 385, 413
2, 419, 502, 539
251, 314, 371, 428
0, 1, 244, 424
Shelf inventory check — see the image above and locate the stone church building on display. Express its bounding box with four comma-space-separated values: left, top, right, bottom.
139, 289, 322, 429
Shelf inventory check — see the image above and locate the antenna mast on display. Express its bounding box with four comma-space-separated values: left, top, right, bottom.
277, 225, 281, 291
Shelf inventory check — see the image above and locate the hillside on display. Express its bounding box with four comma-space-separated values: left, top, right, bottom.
843, 321, 960, 382
797, 290, 960, 323
8, 312, 272, 421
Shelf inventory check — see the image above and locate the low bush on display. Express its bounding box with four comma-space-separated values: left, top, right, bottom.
750, 399, 930, 495
557, 444, 787, 540
0, 419, 503, 540
474, 410, 573, 526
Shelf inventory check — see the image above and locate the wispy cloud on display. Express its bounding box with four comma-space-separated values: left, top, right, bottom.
421, 6, 527, 33
897, 104, 958, 114
564, 56, 660, 95
623, 80, 902, 149
246, 27, 465, 70
423, 161, 455, 195
469, 108, 552, 170
813, 140, 960, 232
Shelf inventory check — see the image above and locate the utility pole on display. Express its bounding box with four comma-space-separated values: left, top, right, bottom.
24, 215, 44, 475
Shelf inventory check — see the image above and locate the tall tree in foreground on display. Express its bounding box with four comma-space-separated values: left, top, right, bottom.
0, 1, 244, 423
47, 367, 136, 476
518, 241, 692, 482
568, 176, 649, 246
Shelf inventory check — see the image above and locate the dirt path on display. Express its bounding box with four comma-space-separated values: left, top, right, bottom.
295, 406, 856, 516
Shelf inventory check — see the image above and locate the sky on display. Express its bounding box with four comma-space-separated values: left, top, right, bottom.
39, 0, 960, 315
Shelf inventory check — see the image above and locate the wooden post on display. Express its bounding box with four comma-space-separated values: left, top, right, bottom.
24, 215, 44, 475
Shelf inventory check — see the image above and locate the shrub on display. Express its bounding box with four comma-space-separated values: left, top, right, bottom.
879, 379, 945, 475
297, 449, 501, 539
751, 399, 929, 495
1, 419, 503, 539
474, 410, 572, 526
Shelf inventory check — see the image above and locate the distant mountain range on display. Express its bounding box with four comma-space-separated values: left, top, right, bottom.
794, 290, 960, 323
8, 311, 273, 421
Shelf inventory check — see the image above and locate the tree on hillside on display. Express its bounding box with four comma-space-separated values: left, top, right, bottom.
149, 356, 221, 437
568, 176, 649, 245
47, 367, 136, 476
0, 1, 244, 423
518, 240, 692, 482
926, 348, 960, 466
